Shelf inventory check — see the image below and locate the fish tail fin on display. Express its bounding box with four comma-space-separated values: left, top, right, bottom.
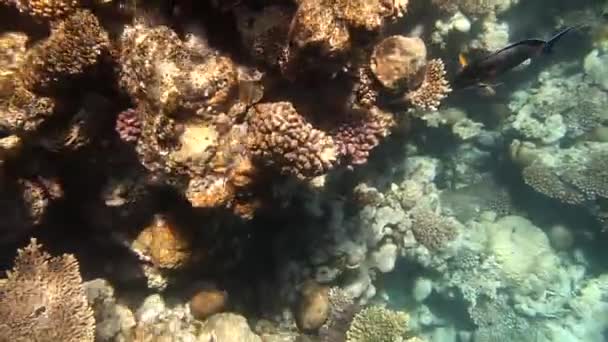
542, 26, 576, 54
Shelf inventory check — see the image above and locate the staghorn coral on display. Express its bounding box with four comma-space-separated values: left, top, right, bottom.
345, 306, 417, 342
332, 106, 396, 166
247, 101, 338, 179
370, 35, 427, 92
2, 0, 80, 19
405, 59, 451, 111
0, 238, 95, 342
19, 10, 110, 92
410, 207, 457, 250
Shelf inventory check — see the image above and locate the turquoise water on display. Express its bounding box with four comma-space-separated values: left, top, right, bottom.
0, 0, 607, 341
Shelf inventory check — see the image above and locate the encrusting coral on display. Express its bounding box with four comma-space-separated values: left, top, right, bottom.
0, 238, 95, 342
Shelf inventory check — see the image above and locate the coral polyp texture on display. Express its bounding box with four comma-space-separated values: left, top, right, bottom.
0, 238, 95, 342
345, 306, 421, 342
247, 101, 339, 179
2, 0, 80, 19
405, 59, 451, 111
19, 10, 110, 92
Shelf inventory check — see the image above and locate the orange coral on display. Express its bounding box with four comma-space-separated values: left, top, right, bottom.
405, 59, 451, 111
0, 238, 95, 342
131, 214, 192, 269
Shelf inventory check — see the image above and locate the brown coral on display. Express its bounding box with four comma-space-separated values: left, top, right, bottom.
1, 84, 56, 135
3, 0, 80, 19
119, 22, 239, 118
332, 106, 396, 166
410, 208, 457, 250
247, 101, 338, 179
405, 59, 451, 111
131, 213, 192, 269
0, 238, 95, 342
0, 32, 28, 98
19, 10, 110, 92
235, 5, 293, 70
370, 35, 427, 91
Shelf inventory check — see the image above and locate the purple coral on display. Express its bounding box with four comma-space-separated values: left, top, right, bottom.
115, 108, 141, 143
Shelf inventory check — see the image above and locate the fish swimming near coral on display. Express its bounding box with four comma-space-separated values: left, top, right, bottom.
452, 26, 577, 91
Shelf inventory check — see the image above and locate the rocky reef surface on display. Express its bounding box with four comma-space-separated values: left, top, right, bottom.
0, 0, 608, 341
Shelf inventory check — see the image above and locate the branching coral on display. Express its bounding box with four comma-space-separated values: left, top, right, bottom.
0, 238, 95, 342
319, 287, 360, 342
405, 59, 451, 111
247, 101, 338, 179
410, 207, 457, 250
19, 10, 110, 92
1, 0, 80, 19
0, 32, 28, 98
332, 106, 396, 166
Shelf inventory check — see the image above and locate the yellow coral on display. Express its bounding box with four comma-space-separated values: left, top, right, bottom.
131, 214, 192, 269
19, 9, 110, 92
4, 0, 80, 19
346, 306, 412, 342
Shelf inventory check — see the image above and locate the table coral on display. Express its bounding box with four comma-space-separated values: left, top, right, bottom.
247, 101, 338, 179
19, 10, 110, 92
0, 238, 95, 342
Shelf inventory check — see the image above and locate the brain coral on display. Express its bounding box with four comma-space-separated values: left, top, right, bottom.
247, 101, 339, 179
19, 10, 110, 92
0, 238, 95, 342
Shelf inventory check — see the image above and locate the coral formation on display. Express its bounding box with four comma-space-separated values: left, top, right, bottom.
345, 306, 418, 342
19, 10, 110, 92
248, 101, 338, 179
0, 238, 95, 341
2, 0, 80, 19
404, 59, 451, 111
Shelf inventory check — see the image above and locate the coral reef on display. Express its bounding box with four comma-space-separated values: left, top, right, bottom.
1, 1, 607, 342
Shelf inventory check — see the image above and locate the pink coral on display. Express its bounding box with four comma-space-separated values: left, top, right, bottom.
332, 106, 395, 166
116, 108, 141, 143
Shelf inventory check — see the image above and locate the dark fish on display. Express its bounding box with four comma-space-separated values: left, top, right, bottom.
452, 26, 576, 90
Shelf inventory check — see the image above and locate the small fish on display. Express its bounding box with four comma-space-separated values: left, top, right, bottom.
452, 26, 577, 91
